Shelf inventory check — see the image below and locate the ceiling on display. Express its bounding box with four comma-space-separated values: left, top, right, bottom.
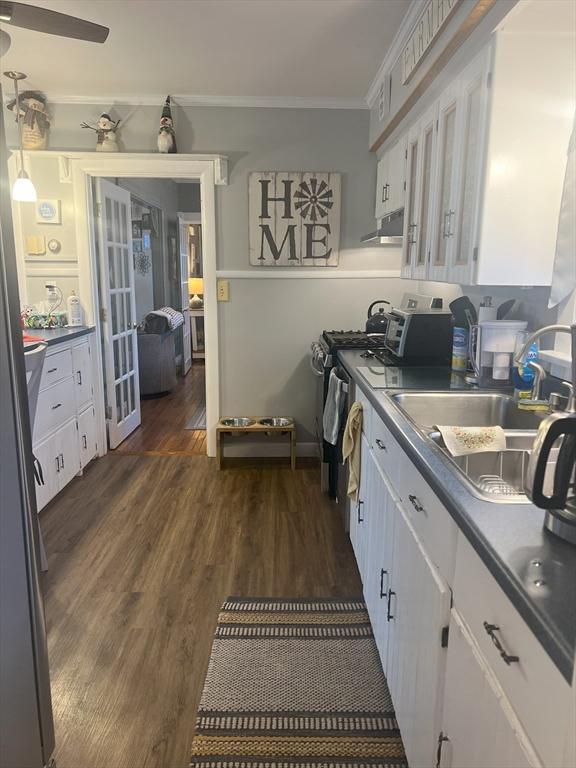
0, 0, 411, 106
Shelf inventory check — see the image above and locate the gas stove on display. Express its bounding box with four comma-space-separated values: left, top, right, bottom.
320, 330, 388, 352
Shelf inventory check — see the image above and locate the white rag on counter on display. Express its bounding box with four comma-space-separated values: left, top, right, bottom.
323, 369, 346, 446
436, 425, 507, 457
342, 402, 363, 501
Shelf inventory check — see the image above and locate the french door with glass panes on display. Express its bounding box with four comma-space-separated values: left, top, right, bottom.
95, 178, 141, 448
178, 216, 192, 375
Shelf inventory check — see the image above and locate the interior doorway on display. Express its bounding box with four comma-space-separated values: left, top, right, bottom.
87, 173, 210, 455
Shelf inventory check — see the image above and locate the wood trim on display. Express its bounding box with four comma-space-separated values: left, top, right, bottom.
370, 0, 498, 153
215, 269, 402, 280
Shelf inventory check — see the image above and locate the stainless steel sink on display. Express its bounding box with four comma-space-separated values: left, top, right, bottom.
389, 392, 550, 503
390, 391, 545, 431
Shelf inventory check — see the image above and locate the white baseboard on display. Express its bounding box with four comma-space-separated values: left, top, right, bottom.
222, 441, 319, 459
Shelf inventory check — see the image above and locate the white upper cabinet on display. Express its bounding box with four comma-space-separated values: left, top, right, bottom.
402, 104, 438, 280
394, 0, 575, 285
375, 134, 407, 220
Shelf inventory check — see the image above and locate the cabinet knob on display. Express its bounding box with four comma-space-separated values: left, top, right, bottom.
386, 588, 396, 622
51, 403, 62, 411
375, 438, 387, 452
357, 500, 364, 524
379, 568, 388, 599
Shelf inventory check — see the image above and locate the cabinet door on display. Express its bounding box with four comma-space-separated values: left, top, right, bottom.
350, 434, 371, 580
401, 125, 421, 278
412, 105, 438, 280
78, 406, 97, 468
439, 610, 541, 768
55, 419, 80, 491
386, 508, 451, 768
72, 340, 93, 412
366, 460, 397, 673
375, 152, 389, 220
451, 50, 490, 284
32, 435, 59, 512
429, 84, 461, 282
388, 135, 407, 214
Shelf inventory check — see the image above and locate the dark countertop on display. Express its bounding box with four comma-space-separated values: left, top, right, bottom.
339, 349, 576, 684
23, 326, 95, 347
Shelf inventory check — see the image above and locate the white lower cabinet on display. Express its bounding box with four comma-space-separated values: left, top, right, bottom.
78, 405, 98, 469
439, 610, 540, 768
33, 419, 80, 511
31, 333, 99, 512
351, 397, 571, 768
350, 433, 371, 582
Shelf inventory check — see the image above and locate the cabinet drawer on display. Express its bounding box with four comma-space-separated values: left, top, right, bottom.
397, 458, 458, 583
40, 347, 73, 390
371, 414, 401, 484
355, 386, 373, 442
453, 535, 571, 768
34, 377, 76, 442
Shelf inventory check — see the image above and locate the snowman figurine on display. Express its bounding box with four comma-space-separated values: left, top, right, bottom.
157, 96, 177, 153
7, 90, 50, 150
81, 113, 120, 152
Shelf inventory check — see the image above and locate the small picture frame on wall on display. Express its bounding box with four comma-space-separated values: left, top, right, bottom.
132, 221, 142, 239
35, 199, 61, 224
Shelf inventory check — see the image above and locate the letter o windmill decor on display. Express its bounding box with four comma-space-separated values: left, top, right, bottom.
249, 172, 341, 266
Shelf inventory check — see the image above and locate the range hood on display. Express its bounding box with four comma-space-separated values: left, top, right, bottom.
361, 208, 404, 246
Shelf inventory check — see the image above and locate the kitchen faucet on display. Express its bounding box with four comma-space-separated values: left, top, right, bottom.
514, 324, 575, 411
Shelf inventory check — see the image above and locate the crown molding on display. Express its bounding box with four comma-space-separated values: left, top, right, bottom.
365, 0, 426, 108
3, 92, 369, 110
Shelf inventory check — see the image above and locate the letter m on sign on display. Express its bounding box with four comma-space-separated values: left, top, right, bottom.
249, 172, 341, 266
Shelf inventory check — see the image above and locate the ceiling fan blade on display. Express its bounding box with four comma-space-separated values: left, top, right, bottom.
0, 2, 109, 43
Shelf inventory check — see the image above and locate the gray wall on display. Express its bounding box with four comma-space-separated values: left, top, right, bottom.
15, 104, 416, 441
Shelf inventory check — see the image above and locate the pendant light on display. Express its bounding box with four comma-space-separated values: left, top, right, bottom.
4, 70, 37, 202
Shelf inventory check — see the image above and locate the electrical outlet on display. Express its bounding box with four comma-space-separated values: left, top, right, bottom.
217, 279, 230, 302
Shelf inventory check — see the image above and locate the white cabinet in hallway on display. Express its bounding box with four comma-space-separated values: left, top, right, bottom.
31, 333, 98, 512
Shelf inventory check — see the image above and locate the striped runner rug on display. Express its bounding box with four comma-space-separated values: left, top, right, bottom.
190, 597, 407, 768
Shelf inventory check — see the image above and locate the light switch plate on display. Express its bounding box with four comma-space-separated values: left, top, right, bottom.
217, 279, 230, 302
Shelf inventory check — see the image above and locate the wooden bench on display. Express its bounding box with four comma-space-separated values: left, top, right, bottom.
216, 418, 296, 470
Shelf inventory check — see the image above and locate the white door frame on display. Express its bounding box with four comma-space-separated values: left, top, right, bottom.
70, 154, 221, 457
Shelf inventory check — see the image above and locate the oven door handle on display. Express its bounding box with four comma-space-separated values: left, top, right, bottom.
310, 356, 325, 377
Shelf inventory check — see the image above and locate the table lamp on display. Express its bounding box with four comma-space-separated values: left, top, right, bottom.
189, 277, 204, 308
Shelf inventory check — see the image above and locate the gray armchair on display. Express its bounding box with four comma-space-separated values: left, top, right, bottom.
137, 330, 177, 395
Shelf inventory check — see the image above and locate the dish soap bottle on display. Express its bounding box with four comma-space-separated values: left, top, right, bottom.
513, 335, 538, 401
66, 291, 82, 327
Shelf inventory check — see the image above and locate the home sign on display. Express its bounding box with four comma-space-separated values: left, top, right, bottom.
249, 172, 341, 266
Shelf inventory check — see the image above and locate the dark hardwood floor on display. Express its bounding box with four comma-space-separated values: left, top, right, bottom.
40, 419, 360, 767
114, 361, 207, 455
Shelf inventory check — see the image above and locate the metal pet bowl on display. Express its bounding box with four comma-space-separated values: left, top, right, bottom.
220, 417, 255, 428
259, 417, 294, 428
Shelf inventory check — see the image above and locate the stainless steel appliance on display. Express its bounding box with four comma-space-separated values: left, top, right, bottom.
384, 308, 453, 364
310, 330, 387, 505
518, 324, 576, 544
310, 293, 446, 517
0, 102, 55, 768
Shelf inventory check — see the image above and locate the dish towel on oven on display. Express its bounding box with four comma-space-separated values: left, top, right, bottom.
323, 369, 346, 446
343, 401, 363, 501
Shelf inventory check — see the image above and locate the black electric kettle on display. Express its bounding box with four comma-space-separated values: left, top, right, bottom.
366, 300, 391, 335
524, 324, 576, 545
